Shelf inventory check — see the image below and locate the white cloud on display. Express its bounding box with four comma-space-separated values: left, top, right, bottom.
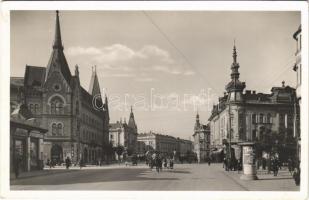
66, 44, 195, 78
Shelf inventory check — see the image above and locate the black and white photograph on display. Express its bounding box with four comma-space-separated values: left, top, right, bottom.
0, 1, 308, 200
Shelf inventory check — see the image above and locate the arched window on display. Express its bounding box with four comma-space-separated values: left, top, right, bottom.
267, 113, 271, 123
52, 123, 57, 135
50, 96, 64, 114
57, 123, 63, 135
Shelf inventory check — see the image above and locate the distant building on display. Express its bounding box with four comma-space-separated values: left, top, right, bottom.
208, 45, 299, 161
10, 11, 110, 165
137, 132, 193, 158
176, 137, 194, 157
109, 107, 138, 155
193, 112, 210, 163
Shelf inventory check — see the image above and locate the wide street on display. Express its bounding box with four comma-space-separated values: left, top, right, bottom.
11, 163, 299, 191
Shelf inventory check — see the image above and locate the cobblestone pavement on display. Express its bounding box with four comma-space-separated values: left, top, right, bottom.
10, 163, 299, 191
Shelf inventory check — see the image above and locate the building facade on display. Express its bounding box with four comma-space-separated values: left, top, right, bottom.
10, 79, 48, 173
10, 11, 110, 165
137, 132, 193, 158
208, 45, 299, 161
193, 113, 211, 163
292, 25, 301, 159
109, 107, 138, 155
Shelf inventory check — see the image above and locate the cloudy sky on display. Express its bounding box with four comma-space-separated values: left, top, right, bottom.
11, 11, 300, 140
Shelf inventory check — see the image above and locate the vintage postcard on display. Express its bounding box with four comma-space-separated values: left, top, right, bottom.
0, 1, 308, 200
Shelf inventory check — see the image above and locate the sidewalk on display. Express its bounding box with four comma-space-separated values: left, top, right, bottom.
10, 168, 79, 181
10, 163, 150, 180
222, 167, 299, 191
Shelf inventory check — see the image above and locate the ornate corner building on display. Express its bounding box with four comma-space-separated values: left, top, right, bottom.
208, 44, 299, 162
193, 112, 211, 163
109, 106, 138, 156
10, 11, 110, 165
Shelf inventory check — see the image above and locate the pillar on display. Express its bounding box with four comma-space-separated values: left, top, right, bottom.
240, 142, 258, 180
26, 132, 31, 171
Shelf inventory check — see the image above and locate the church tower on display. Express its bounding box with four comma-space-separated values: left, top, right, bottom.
127, 106, 137, 132
45, 11, 72, 84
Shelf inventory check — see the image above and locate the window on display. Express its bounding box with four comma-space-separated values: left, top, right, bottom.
266, 113, 271, 123
252, 130, 256, 141
259, 114, 264, 123
57, 123, 63, 135
52, 123, 57, 135
50, 96, 64, 114
34, 104, 39, 114
29, 104, 34, 113
252, 114, 256, 124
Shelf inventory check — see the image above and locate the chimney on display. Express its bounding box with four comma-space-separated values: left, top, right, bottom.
252, 91, 256, 94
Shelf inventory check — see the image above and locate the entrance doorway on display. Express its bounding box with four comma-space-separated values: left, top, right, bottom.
51, 144, 63, 165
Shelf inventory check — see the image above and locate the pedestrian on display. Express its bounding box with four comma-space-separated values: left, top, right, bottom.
237, 159, 242, 174
163, 158, 167, 168
169, 157, 174, 169
207, 157, 211, 166
65, 156, 71, 169
272, 158, 279, 176
288, 157, 294, 175
47, 158, 51, 169
79, 158, 84, 169
293, 166, 300, 186
223, 157, 226, 169
262, 158, 266, 170
14, 155, 20, 179
155, 155, 160, 173
267, 157, 271, 174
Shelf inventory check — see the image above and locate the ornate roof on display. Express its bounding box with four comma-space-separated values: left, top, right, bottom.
24, 65, 46, 87
225, 45, 246, 93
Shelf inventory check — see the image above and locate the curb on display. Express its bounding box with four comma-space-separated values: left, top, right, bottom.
10, 169, 79, 181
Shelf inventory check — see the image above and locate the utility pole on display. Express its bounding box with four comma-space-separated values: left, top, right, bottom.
228, 102, 232, 171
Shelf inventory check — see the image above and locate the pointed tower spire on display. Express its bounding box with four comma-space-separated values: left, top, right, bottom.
53, 10, 63, 50
195, 111, 200, 128
89, 66, 101, 96
128, 105, 137, 131
233, 39, 237, 64
225, 42, 246, 101
45, 11, 72, 83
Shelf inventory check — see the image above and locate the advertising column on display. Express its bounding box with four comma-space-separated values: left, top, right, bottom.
240, 142, 258, 180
